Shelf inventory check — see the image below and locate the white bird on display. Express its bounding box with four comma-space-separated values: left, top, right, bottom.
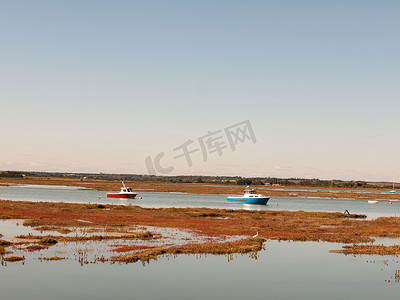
253, 231, 259, 238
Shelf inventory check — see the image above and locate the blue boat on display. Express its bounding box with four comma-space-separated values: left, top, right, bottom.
227, 187, 270, 205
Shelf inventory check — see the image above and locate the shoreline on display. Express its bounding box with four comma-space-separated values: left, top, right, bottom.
1, 177, 400, 202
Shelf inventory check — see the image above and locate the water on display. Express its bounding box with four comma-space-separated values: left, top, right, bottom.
0, 184, 399, 219
2, 184, 400, 299
1, 241, 400, 299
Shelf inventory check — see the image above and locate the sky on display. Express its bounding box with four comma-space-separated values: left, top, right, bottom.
1, 1, 399, 181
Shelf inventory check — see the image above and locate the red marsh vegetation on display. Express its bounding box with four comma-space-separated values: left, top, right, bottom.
1, 199, 400, 245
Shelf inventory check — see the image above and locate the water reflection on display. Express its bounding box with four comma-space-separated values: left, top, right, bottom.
1, 240, 400, 299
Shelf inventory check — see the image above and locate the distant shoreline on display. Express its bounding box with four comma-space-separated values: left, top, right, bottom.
1, 177, 399, 202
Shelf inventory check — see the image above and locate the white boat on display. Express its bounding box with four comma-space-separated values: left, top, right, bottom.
107, 182, 137, 199
368, 200, 378, 204
227, 187, 270, 205
389, 182, 396, 194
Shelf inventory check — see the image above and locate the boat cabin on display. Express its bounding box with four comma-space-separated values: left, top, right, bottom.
245, 189, 256, 194
121, 187, 133, 193
244, 188, 258, 197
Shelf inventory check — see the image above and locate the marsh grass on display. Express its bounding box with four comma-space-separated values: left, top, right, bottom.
26, 245, 47, 252
34, 226, 73, 234
1, 199, 399, 246
40, 237, 58, 245
86, 204, 106, 209
111, 245, 155, 253
0, 239, 11, 255
23, 219, 45, 227
111, 237, 265, 263
331, 244, 400, 255
39, 256, 66, 261
0, 240, 11, 246
0, 214, 14, 219
196, 213, 221, 218
3, 256, 25, 262
16, 231, 155, 244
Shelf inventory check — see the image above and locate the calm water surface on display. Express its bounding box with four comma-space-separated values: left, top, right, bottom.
1, 241, 400, 299
1, 184, 400, 299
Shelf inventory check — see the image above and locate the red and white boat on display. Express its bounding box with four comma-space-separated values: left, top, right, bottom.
107, 182, 137, 199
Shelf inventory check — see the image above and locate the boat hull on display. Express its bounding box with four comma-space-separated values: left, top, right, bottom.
227, 197, 269, 205
107, 193, 137, 199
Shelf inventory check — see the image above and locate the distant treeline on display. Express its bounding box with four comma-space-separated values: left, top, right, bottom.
275, 178, 370, 188
0, 170, 391, 189
233, 177, 371, 188
0, 171, 31, 178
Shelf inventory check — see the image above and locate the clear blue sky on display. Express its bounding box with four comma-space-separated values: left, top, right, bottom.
1, 1, 399, 181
